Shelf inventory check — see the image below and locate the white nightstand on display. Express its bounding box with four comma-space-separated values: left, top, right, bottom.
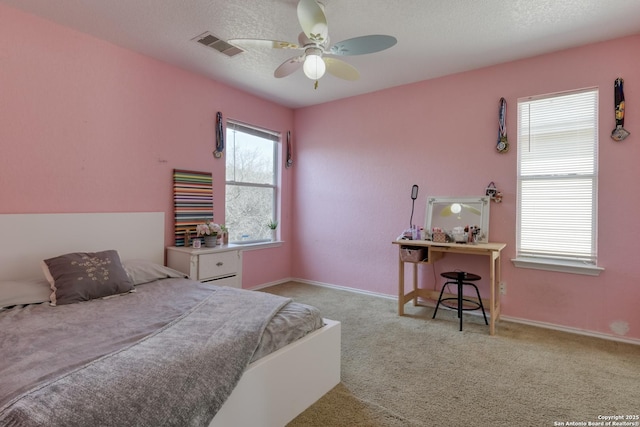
166, 246, 242, 288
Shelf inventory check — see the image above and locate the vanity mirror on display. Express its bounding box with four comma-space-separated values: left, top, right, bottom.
425, 196, 490, 243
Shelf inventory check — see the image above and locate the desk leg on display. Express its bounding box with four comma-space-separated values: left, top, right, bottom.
398, 256, 405, 316
458, 280, 463, 331
489, 256, 496, 336
495, 254, 501, 322
412, 263, 418, 306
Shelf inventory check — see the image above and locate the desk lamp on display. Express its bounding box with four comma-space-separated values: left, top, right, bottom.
409, 185, 419, 229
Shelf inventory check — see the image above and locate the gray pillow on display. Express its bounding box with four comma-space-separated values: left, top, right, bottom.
122, 259, 186, 285
42, 250, 134, 306
0, 279, 51, 309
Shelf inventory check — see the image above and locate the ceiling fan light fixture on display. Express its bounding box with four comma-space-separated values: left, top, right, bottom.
303, 53, 326, 80
234, 0, 396, 84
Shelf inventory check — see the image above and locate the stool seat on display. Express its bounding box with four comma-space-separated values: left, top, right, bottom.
440, 271, 481, 282
433, 271, 488, 331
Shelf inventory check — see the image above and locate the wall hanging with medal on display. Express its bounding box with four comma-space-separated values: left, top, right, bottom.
496, 97, 509, 153
611, 78, 630, 142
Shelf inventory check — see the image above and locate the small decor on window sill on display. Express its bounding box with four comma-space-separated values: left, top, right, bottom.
220, 224, 229, 245
267, 220, 278, 242
196, 221, 222, 247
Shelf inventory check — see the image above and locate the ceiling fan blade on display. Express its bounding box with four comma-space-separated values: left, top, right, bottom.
461, 204, 482, 215
228, 38, 300, 50
330, 35, 397, 56
297, 0, 328, 44
274, 55, 305, 78
323, 57, 360, 81
439, 205, 453, 217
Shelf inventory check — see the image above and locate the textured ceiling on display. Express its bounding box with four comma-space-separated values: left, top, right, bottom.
3, 0, 640, 108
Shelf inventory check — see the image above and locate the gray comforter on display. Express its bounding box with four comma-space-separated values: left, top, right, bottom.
0, 279, 314, 427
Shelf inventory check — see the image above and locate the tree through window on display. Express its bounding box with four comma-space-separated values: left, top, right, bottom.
225, 121, 279, 243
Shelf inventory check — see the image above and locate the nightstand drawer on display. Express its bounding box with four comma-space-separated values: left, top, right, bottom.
198, 251, 238, 280
166, 246, 242, 288
202, 275, 238, 287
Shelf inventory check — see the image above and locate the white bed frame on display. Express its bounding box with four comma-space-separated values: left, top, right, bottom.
0, 212, 341, 427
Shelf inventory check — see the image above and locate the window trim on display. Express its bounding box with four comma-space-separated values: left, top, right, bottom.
513, 87, 604, 276
511, 257, 604, 276
225, 120, 280, 244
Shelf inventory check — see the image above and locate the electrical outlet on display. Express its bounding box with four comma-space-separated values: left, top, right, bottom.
499, 281, 507, 295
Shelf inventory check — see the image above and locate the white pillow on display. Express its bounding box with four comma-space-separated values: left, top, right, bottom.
0, 279, 51, 309
122, 260, 186, 286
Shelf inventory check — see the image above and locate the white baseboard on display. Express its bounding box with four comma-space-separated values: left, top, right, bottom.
248, 278, 292, 291
257, 278, 640, 347
293, 278, 399, 301
500, 315, 640, 346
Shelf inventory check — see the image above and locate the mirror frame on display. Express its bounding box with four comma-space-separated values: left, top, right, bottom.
424, 196, 491, 243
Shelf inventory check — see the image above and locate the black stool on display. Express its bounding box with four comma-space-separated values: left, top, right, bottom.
432, 271, 488, 331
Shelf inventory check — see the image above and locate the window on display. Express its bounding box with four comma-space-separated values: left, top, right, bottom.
225, 120, 279, 243
515, 88, 603, 275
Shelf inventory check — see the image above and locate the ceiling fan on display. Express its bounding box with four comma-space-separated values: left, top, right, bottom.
228, 0, 397, 88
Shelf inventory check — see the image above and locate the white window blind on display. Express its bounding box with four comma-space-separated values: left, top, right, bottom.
517, 88, 598, 265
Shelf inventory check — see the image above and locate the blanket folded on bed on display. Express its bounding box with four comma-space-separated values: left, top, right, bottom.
0, 287, 291, 427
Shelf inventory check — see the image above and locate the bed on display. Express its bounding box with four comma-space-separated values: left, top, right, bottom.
0, 212, 341, 427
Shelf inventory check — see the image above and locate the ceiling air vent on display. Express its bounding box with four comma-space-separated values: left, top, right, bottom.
193, 32, 243, 57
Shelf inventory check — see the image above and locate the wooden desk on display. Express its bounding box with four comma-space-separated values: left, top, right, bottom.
392, 240, 506, 335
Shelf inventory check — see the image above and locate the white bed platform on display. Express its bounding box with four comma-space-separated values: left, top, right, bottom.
0, 212, 341, 427
212, 318, 340, 427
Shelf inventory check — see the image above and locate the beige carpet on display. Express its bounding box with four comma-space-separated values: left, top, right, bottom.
262, 282, 640, 427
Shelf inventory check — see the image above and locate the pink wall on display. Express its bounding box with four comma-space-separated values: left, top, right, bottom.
2, 3, 639, 342
293, 35, 640, 341
0, 4, 294, 288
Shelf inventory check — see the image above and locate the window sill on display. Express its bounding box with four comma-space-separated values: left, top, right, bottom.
227, 241, 283, 251
511, 257, 604, 276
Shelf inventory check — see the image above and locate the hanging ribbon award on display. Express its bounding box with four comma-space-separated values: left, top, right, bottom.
611, 78, 630, 142
286, 130, 293, 168
213, 112, 225, 158
497, 97, 509, 153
